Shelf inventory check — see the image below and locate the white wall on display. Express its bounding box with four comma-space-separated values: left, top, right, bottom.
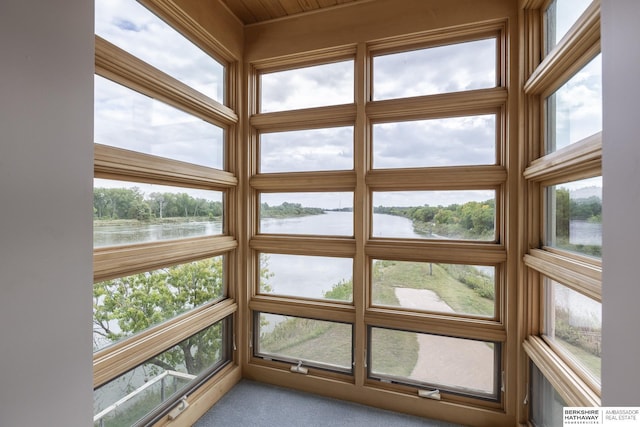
0, 0, 94, 425
601, 0, 640, 406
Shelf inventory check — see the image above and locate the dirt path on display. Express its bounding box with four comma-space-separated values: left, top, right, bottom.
394, 288, 496, 394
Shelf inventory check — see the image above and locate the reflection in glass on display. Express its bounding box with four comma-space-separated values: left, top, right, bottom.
371, 260, 495, 317
95, 0, 224, 102
372, 191, 496, 241
373, 38, 496, 100
545, 0, 593, 52
259, 192, 353, 236
93, 256, 225, 352
373, 115, 495, 168
546, 54, 601, 153
256, 313, 352, 372
95, 76, 224, 169
259, 254, 353, 302
94, 178, 223, 248
370, 327, 498, 398
260, 127, 353, 172
93, 320, 228, 426
260, 60, 354, 112
546, 176, 602, 258
530, 362, 567, 427
545, 278, 601, 382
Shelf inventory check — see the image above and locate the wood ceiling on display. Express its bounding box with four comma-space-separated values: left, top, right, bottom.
220, 0, 370, 25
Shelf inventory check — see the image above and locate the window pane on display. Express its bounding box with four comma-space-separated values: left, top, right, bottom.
372, 260, 495, 317
370, 327, 498, 398
95, 75, 224, 169
545, 0, 593, 52
373, 115, 496, 168
257, 313, 352, 372
545, 278, 601, 382
95, 0, 224, 102
372, 191, 496, 241
260, 60, 354, 112
546, 54, 601, 153
546, 176, 602, 258
260, 127, 353, 172
93, 256, 225, 351
260, 193, 353, 236
260, 254, 353, 302
94, 179, 223, 248
94, 320, 228, 426
530, 362, 567, 427
373, 38, 496, 100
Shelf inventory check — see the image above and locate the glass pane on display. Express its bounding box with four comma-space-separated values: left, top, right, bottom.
93, 256, 225, 352
546, 176, 602, 258
260, 60, 354, 112
260, 254, 353, 302
546, 54, 601, 153
372, 260, 495, 317
94, 320, 227, 426
260, 193, 353, 236
95, 0, 224, 102
373, 115, 496, 168
94, 178, 223, 248
530, 362, 567, 427
545, 0, 593, 52
95, 75, 224, 169
260, 127, 353, 172
545, 278, 601, 382
257, 313, 352, 371
370, 327, 497, 398
372, 190, 496, 241
373, 38, 496, 100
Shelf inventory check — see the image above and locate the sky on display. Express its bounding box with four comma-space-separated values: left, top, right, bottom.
94, 0, 601, 208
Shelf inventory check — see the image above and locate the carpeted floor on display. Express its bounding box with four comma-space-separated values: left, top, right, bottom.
194, 380, 465, 427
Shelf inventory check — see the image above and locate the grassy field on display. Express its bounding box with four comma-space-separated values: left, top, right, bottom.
258, 261, 495, 374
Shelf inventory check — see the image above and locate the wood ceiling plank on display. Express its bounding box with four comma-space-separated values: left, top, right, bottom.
221, 0, 258, 24
277, 0, 304, 15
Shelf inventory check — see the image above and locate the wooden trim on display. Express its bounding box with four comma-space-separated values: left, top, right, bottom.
250, 45, 357, 72
152, 364, 241, 426
95, 144, 238, 190
365, 308, 506, 342
367, 20, 505, 55
524, 336, 600, 406
523, 133, 602, 183
95, 36, 237, 128
250, 235, 356, 257
94, 300, 237, 388
524, 250, 601, 302
94, 236, 237, 282
367, 88, 507, 122
524, 0, 600, 96
366, 240, 506, 265
250, 297, 356, 324
367, 167, 506, 190
250, 171, 356, 192
251, 103, 357, 131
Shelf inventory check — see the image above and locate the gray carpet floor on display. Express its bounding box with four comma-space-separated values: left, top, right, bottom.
194, 380, 465, 427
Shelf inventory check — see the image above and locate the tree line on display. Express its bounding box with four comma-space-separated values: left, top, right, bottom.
94, 187, 222, 221
375, 199, 495, 239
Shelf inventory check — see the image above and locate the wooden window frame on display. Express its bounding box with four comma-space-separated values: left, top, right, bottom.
520, 0, 602, 421
92, 1, 242, 423
245, 18, 516, 425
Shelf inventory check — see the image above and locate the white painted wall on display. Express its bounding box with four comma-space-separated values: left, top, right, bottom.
601, 0, 640, 406
0, 0, 94, 425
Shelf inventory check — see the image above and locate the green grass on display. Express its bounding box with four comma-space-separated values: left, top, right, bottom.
258, 261, 495, 376
555, 338, 601, 380
372, 260, 494, 317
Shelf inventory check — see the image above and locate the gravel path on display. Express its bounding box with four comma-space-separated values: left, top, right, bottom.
394, 288, 496, 394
